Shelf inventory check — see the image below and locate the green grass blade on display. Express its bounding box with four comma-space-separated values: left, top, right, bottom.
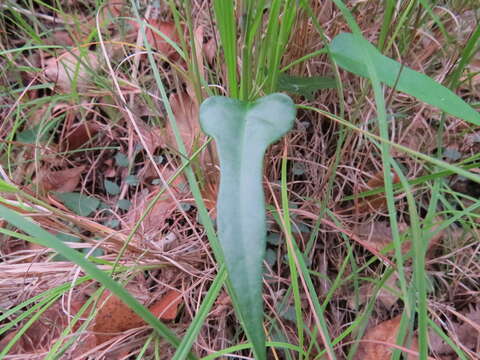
0, 204, 195, 359
212, 0, 238, 98
330, 32, 480, 125
172, 267, 227, 360
280, 155, 304, 359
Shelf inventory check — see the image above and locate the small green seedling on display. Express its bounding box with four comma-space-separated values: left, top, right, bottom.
200, 93, 296, 359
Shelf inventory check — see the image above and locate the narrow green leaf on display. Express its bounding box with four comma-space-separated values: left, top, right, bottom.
200, 93, 296, 360
55, 192, 100, 216
277, 74, 336, 100
0, 180, 17, 193
330, 33, 480, 126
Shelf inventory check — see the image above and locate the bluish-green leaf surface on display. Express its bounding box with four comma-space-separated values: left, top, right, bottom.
330, 33, 480, 126
200, 93, 296, 360
55, 192, 100, 217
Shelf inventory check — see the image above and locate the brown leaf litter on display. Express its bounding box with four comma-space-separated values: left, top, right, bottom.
0, 288, 182, 357
43, 49, 100, 93
429, 305, 480, 357
36, 165, 86, 193
354, 315, 419, 360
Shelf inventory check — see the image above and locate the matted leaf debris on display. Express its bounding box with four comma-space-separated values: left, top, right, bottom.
1, 0, 480, 359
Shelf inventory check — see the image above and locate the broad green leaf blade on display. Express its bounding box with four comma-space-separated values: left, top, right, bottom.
200, 93, 296, 360
55, 192, 100, 216
330, 32, 480, 126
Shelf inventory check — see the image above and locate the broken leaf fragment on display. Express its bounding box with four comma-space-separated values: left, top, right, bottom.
44, 50, 100, 93
354, 315, 419, 359
94, 289, 182, 345
37, 165, 85, 193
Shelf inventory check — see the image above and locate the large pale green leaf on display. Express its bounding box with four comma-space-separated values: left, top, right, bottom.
200, 93, 296, 360
330, 33, 480, 126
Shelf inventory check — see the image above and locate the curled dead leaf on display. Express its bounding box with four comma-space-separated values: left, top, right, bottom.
148, 289, 182, 321
354, 221, 409, 253
167, 91, 200, 154
44, 50, 100, 93
93, 290, 145, 345
0, 293, 87, 354
348, 273, 401, 310
354, 315, 419, 359
37, 165, 86, 193
62, 122, 99, 151
93, 288, 181, 345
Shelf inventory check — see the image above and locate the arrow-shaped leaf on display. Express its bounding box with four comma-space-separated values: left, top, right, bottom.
330, 32, 480, 126
199, 93, 296, 359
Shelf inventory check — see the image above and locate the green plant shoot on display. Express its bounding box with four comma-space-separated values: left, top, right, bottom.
199, 93, 296, 359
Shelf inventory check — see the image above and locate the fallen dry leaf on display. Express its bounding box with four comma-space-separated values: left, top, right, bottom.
167, 91, 200, 154
395, 113, 437, 156
124, 189, 176, 239
147, 20, 179, 60
62, 121, 99, 151
129, 20, 180, 60
123, 165, 187, 240
203, 36, 217, 65
134, 119, 164, 156
354, 221, 409, 253
348, 273, 401, 310
339, 170, 400, 215
44, 50, 100, 93
93, 290, 146, 344
0, 293, 87, 354
354, 219, 443, 257
44, 31, 77, 47
357, 170, 400, 214
429, 305, 480, 356
354, 315, 419, 359
148, 289, 182, 321
104, 0, 129, 17
93, 289, 181, 344
200, 163, 219, 212
37, 165, 86, 193
193, 26, 206, 83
